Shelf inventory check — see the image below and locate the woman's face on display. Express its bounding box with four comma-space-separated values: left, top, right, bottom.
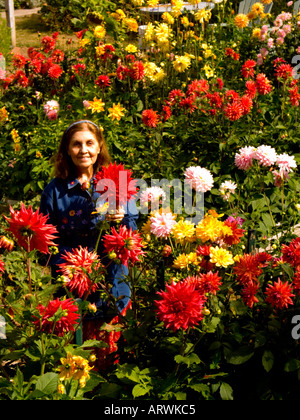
67, 129, 100, 175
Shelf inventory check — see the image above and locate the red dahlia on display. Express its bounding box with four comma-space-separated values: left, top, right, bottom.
233, 253, 262, 285
142, 109, 160, 128
94, 162, 137, 208
256, 73, 272, 95
102, 225, 145, 267
58, 246, 103, 298
95, 75, 111, 88
34, 298, 79, 336
155, 281, 206, 332
241, 281, 259, 308
265, 278, 295, 309
4, 204, 58, 254
224, 100, 243, 121
184, 271, 222, 295
130, 61, 145, 80
241, 59, 256, 79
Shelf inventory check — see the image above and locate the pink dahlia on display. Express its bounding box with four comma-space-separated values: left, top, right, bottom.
155, 281, 206, 331
254, 145, 277, 167
234, 146, 256, 170
150, 211, 177, 239
184, 166, 214, 193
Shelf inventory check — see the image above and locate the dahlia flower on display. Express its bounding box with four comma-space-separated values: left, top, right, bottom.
184, 166, 214, 193
233, 253, 262, 285
150, 211, 177, 238
58, 352, 92, 387
58, 247, 102, 298
254, 145, 277, 167
219, 180, 237, 201
102, 225, 145, 267
224, 100, 243, 121
34, 298, 79, 336
48, 64, 63, 79
184, 271, 222, 295
209, 246, 234, 268
44, 100, 60, 120
108, 103, 126, 121
4, 204, 57, 254
234, 14, 249, 28
241, 281, 259, 308
94, 162, 137, 208
173, 55, 191, 73
195, 214, 228, 243
276, 153, 297, 175
234, 146, 256, 170
241, 59, 256, 78
256, 73, 272, 95
155, 281, 206, 331
171, 219, 196, 244
142, 109, 160, 127
223, 219, 245, 245
139, 186, 167, 207
265, 278, 295, 309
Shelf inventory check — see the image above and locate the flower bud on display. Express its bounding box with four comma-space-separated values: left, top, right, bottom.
162, 245, 172, 257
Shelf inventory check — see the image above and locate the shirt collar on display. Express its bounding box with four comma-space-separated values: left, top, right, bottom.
67, 178, 80, 190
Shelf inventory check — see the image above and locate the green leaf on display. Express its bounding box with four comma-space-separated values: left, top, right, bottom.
174, 353, 201, 367
262, 350, 274, 372
132, 383, 152, 398
227, 347, 254, 365
35, 373, 59, 395
80, 339, 108, 348
220, 382, 233, 400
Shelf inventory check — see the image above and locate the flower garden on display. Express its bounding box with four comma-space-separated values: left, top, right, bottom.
1, 0, 300, 401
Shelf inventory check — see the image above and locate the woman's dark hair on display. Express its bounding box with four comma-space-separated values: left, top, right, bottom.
54, 120, 111, 179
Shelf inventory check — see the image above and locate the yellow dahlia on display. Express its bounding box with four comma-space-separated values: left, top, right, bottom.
171, 219, 196, 244
173, 252, 201, 269
124, 18, 139, 32
144, 23, 155, 41
147, 0, 159, 6
89, 97, 105, 113
162, 12, 175, 25
108, 103, 126, 121
251, 2, 264, 16
0, 106, 9, 123
94, 25, 106, 39
234, 13, 249, 28
173, 55, 191, 73
195, 215, 224, 243
125, 44, 138, 53
252, 28, 261, 38
209, 246, 234, 268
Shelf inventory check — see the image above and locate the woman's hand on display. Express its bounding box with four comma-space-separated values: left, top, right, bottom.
105, 207, 125, 223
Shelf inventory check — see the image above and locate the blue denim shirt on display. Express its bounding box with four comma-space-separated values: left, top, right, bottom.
39, 176, 139, 318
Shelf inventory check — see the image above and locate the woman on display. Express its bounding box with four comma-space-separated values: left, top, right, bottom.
40, 119, 138, 368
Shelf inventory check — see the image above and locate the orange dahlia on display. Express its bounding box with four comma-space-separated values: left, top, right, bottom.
4, 204, 58, 254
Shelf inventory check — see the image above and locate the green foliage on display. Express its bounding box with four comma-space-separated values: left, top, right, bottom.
1, 0, 300, 401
